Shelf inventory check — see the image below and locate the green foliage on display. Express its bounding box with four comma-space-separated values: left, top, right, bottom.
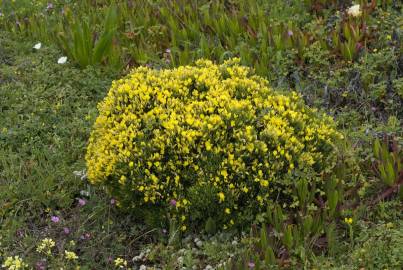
373, 136, 402, 187
348, 221, 403, 269
228, 179, 341, 267
56, 4, 120, 68
0, 32, 139, 269
1, 0, 401, 120
0, 1, 402, 269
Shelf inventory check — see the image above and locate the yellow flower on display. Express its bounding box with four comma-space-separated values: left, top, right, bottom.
36, 238, 55, 255
114, 257, 128, 268
64, 250, 78, 260
225, 208, 231, 214
2, 256, 27, 270
205, 140, 212, 151
119, 175, 126, 185
344, 217, 353, 224
218, 192, 225, 202
260, 180, 269, 187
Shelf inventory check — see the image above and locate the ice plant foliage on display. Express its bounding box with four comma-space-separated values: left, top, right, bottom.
86, 59, 342, 228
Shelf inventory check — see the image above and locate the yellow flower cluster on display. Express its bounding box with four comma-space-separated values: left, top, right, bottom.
64, 250, 78, 261
36, 238, 55, 255
86, 58, 342, 227
2, 256, 27, 270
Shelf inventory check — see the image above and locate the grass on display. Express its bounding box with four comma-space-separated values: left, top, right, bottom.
0, 0, 402, 269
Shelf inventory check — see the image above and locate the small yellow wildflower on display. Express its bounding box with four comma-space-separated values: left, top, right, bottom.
65, 250, 78, 261
119, 175, 126, 185
344, 217, 353, 224
218, 192, 225, 202
205, 140, 212, 151
2, 256, 27, 270
225, 208, 231, 214
114, 257, 128, 268
36, 238, 55, 255
260, 180, 269, 187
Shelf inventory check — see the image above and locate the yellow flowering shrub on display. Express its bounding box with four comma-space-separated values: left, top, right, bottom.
86, 59, 343, 229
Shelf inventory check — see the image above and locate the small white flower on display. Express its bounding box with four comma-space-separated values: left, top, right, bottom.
80, 190, 90, 197
195, 240, 203, 248
73, 169, 87, 180
177, 256, 184, 265
58, 56, 68, 64
73, 170, 83, 177
347, 4, 362, 17
33, 42, 42, 50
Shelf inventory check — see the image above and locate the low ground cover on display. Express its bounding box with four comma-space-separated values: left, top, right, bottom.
0, 0, 402, 269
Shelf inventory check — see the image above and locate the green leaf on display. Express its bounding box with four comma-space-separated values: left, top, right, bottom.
264, 246, 276, 266
283, 224, 294, 250
385, 161, 396, 186
328, 190, 338, 216
373, 139, 381, 159
260, 225, 269, 249
92, 31, 114, 65
303, 215, 313, 237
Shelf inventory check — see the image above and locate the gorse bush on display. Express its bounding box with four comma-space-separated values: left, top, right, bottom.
86, 59, 343, 230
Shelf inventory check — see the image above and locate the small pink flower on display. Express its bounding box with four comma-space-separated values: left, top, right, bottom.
248, 261, 255, 268
51, 216, 60, 223
63, 227, 70, 235
80, 232, 91, 240
355, 42, 363, 51
35, 260, 46, 270
78, 198, 86, 206
110, 198, 116, 205
169, 199, 177, 206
